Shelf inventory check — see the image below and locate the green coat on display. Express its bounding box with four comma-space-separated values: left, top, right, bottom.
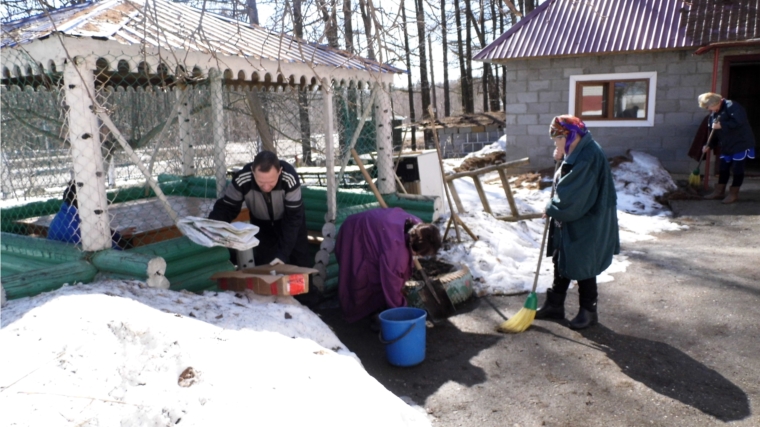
545, 132, 620, 280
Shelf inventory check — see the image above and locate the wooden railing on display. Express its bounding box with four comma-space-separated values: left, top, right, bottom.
445, 157, 542, 222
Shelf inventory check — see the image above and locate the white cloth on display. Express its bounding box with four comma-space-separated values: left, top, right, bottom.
177, 216, 260, 250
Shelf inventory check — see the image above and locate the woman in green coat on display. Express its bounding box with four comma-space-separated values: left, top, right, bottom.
535, 115, 620, 330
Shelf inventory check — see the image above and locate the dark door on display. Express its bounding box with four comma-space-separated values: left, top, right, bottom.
726, 61, 760, 173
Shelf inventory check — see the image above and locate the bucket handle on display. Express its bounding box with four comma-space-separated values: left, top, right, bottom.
378, 322, 416, 345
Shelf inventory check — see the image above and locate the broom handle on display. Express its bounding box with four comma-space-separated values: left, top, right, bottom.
698, 128, 717, 168
531, 162, 561, 293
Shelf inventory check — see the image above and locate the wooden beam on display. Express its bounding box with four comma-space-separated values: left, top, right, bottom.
444, 157, 530, 181
498, 168, 520, 219
471, 175, 492, 214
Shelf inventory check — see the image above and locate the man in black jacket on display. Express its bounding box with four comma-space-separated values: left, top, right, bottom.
209, 150, 310, 268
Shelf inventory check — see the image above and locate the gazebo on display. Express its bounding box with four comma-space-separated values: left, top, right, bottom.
1, 0, 440, 301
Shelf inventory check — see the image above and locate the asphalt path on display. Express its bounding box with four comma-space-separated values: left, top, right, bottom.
316, 177, 760, 427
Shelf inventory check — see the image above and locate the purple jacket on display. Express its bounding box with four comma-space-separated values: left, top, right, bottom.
334, 208, 421, 323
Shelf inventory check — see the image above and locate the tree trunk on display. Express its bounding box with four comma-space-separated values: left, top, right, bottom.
454, 0, 469, 114
477, 0, 488, 112
428, 36, 438, 118
441, 0, 451, 117
343, 0, 354, 54
246, 0, 274, 153
293, 0, 312, 164
317, 0, 340, 49
415, 0, 433, 147
459, 0, 475, 113
245, 0, 259, 25
519, 0, 536, 15
358, 0, 376, 60
526, 0, 536, 14
401, 0, 417, 150
491, 0, 502, 112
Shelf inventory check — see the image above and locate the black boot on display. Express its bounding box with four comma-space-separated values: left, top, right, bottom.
569, 298, 598, 330
535, 289, 566, 320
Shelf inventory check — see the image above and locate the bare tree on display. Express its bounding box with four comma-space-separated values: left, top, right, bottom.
358, 0, 376, 60
415, 0, 433, 147
440, 0, 451, 117
293, 0, 313, 164
400, 0, 417, 150
490, 0, 502, 112
460, 0, 474, 113
316, 0, 340, 48
343, 0, 355, 53
246, 0, 260, 25
428, 35, 437, 118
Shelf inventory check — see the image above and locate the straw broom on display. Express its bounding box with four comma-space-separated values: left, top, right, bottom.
498, 163, 559, 334
497, 214, 551, 333
688, 155, 704, 187
689, 128, 715, 188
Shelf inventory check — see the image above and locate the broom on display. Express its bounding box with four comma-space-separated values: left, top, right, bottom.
688, 155, 704, 187
689, 128, 716, 188
497, 164, 558, 334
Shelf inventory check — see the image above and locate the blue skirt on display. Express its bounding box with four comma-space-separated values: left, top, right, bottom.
721, 148, 756, 162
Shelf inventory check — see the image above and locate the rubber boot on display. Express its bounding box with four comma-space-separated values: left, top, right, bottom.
535, 289, 566, 320
722, 186, 740, 204
704, 183, 726, 200
569, 298, 598, 330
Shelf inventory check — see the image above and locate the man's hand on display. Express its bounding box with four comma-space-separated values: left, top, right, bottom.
712, 120, 722, 130
269, 258, 284, 266
702, 145, 710, 154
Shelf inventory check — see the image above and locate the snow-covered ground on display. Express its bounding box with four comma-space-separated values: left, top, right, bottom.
439, 142, 685, 296
0, 141, 686, 426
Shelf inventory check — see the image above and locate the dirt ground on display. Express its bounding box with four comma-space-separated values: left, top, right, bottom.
315, 176, 760, 427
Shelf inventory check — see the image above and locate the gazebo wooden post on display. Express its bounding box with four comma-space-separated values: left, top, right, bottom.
312, 79, 337, 292
177, 86, 195, 177
323, 79, 337, 225
374, 82, 395, 195
63, 56, 111, 251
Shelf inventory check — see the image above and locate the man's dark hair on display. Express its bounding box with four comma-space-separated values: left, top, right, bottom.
63, 181, 78, 208
408, 223, 442, 256
252, 151, 281, 173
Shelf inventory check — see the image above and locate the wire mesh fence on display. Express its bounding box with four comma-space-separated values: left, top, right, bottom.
1, 48, 390, 253
1, 0, 417, 301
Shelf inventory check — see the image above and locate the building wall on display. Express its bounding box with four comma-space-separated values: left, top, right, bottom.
437, 126, 504, 158
501, 48, 757, 174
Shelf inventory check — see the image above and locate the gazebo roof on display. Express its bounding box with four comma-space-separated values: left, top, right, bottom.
1, 0, 402, 86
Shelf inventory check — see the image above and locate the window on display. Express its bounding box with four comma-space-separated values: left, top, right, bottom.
569, 72, 657, 127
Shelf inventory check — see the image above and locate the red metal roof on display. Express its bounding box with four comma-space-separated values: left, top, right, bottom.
475, 0, 760, 61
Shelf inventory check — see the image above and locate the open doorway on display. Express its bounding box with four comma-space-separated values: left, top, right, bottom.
723, 54, 760, 175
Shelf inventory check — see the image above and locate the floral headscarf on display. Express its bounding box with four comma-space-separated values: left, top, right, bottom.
549, 115, 587, 155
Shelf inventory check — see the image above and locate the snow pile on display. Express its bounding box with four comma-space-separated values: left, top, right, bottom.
0, 281, 431, 427
437, 148, 685, 296
613, 150, 677, 215
462, 139, 506, 161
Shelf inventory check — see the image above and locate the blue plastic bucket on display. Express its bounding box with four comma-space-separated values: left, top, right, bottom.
379, 307, 427, 367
